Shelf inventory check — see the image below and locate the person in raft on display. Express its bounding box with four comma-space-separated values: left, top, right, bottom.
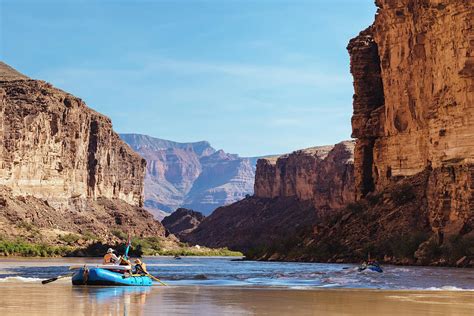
134, 259, 148, 275
103, 248, 120, 264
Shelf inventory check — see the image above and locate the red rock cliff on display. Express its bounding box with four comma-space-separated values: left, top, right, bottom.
0, 62, 146, 209
186, 141, 355, 252
254, 141, 355, 211
349, 0, 474, 238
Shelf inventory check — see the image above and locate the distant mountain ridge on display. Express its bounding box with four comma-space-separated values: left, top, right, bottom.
120, 133, 257, 217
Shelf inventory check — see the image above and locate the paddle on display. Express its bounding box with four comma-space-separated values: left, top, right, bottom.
146, 273, 168, 286
41, 273, 75, 285
124, 233, 131, 260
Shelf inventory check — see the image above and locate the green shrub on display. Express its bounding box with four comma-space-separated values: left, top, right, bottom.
156, 247, 242, 257
131, 236, 162, 255
359, 232, 429, 261
59, 233, 81, 245
111, 229, 127, 240
16, 221, 40, 237
129, 236, 242, 257
82, 231, 98, 241
0, 238, 73, 257
245, 246, 267, 259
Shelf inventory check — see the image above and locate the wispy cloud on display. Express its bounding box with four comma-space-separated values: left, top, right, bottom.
143, 56, 349, 87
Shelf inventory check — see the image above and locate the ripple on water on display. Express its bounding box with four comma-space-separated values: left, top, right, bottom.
1, 258, 474, 290
0, 276, 44, 283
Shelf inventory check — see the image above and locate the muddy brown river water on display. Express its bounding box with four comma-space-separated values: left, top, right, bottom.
0, 257, 473, 315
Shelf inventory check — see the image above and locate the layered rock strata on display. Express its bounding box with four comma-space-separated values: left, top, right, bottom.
121, 133, 256, 216
254, 141, 355, 211
0, 62, 171, 250
189, 0, 474, 266
186, 142, 355, 250
0, 63, 145, 209
349, 0, 474, 241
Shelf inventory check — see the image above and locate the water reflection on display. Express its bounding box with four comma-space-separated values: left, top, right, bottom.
72, 286, 151, 315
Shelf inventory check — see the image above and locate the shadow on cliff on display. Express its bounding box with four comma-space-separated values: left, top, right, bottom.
186, 170, 474, 267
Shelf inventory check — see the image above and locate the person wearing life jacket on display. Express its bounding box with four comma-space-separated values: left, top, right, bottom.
134, 259, 148, 275
120, 256, 131, 266
103, 248, 120, 264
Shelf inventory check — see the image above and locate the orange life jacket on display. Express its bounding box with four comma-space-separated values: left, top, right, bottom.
103, 253, 116, 264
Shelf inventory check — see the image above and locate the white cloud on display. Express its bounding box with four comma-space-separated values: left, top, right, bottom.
143, 56, 349, 87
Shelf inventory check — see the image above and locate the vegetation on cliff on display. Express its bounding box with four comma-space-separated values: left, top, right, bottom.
0, 239, 73, 257
0, 234, 241, 258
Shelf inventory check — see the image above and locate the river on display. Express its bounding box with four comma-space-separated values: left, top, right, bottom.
0, 257, 473, 315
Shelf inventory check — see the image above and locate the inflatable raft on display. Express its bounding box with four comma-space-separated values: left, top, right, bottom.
358, 264, 383, 273
71, 265, 153, 286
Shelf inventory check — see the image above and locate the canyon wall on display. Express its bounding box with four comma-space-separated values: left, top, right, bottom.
121, 133, 256, 217
0, 62, 146, 210
349, 0, 474, 239
0, 62, 177, 252
188, 0, 474, 266
254, 141, 355, 211
186, 141, 354, 250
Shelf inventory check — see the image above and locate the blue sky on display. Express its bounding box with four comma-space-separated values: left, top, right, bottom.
0, 0, 376, 157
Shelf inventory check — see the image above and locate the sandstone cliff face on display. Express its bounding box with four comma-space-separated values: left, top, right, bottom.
0, 64, 146, 209
0, 62, 173, 251
349, 0, 474, 240
121, 134, 256, 216
186, 141, 354, 251
254, 141, 355, 211
188, 1, 474, 266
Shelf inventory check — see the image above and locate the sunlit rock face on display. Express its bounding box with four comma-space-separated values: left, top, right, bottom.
254, 141, 355, 211
121, 134, 257, 216
189, 0, 474, 266
349, 0, 474, 237
186, 141, 355, 250
0, 62, 172, 246
0, 62, 146, 210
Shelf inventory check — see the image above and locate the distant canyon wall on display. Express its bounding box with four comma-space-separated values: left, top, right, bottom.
349, 0, 474, 238
121, 133, 256, 216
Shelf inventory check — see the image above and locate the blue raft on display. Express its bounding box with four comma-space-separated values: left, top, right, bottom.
72, 267, 153, 286
358, 264, 383, 273
366, 265, 383, 273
